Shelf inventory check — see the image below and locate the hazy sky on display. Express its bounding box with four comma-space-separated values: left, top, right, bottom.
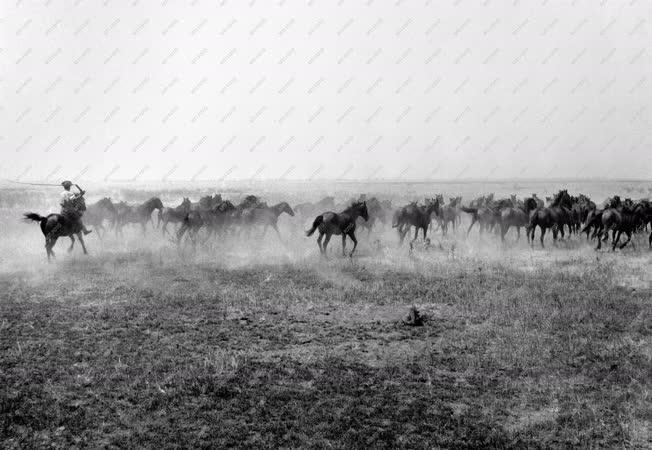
1, 1, 650, 182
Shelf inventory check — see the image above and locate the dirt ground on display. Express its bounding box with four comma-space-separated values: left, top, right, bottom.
1, 209, 650, 448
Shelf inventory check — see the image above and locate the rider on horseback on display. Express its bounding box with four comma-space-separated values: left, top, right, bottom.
60, 180, 92, 235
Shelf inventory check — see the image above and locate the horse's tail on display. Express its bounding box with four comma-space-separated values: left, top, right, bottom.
305, 215, 323, 236
24, 212, 46, 223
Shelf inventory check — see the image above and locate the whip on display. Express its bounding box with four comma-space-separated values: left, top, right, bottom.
2, 179, 63, 187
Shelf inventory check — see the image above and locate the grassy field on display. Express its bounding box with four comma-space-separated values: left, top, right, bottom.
1, 221, 650, 448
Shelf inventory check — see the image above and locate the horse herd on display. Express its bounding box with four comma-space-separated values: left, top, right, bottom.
25, 189, 652, 260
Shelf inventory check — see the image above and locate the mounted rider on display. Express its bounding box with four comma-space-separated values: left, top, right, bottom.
60, 180, 92, 235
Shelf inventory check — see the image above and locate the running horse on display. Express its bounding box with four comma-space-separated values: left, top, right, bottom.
24, 195, 89, 261
241, 201, 295, 241
527, 189, 573, 247
84, 197, 117, 238
306, 201, 368, 257
499, 197, 537, 242
393, 198, 441, 247
159, 197, 192, 236
115, 197, 164, 235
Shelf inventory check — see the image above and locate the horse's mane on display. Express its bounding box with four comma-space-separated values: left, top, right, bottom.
215, 200, 235, 212
524, 197, 537, 211
344, 201, 365, 213
607, 195, 621, 209
551, 190, 570, 208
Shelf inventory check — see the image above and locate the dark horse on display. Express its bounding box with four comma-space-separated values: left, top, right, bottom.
115, 197, 164, 235
588, 201, 645, 251
393, 198, 440, 247
24, 196, 88, 261
306, 201, 368, 257
527, 190, 573, 248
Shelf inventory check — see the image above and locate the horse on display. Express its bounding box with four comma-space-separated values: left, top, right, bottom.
241, 201, 295, 241
460, 203, 500, 236
190, 194, 222, 212
24, 196, 89, 261
356, 197, 388, 236
84, 197, 116, 238
393, 198, 440, 247
500, 197, 537, 242
527, 190, 573, 247
436, 197, 462, 235
593, 204, 642, 251
176, 200, 236, 244
115, 197, 164, 235
159, 197, 192, 236
306, 201, 368, 257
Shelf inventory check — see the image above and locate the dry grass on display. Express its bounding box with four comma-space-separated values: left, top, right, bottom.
1, 234, 650, 448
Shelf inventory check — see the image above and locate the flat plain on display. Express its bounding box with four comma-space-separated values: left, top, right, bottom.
1, 181, 650, 448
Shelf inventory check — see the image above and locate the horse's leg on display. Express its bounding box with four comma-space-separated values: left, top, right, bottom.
540, 226, 546, 248
619, 231, 632, 249
322, 233, 332, 257
44, 236, 52, 261
348, 231, 358, 257
422, 224, 428, 241
271, 223, 284, 244
516, 226, 521, 242
411, 226, 419, 245
68, 236, 75, 252
77, 232, 88, 255
466, 217, 476, 236
317, 231, 324, 254
49, 236, 58, 259
341, 234, 347, 256
612, 230, 622, 251
500, 223, 507, 242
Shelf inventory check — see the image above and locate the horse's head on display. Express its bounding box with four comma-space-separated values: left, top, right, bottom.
97, 197, 114, 210
151, 197, 164, 210
552, 190, 571, 208
217, 200, 235, 212
181, 197, 192, 209
524, 197, 538, 212
352, 201, 369, 221
281, 202, 295, 216
426, 197, 440, 215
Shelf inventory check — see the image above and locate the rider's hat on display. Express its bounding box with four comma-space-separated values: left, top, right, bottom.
61, 180, 73, 188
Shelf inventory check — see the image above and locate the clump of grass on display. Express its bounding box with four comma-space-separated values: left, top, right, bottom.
402, 306, 424, 326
